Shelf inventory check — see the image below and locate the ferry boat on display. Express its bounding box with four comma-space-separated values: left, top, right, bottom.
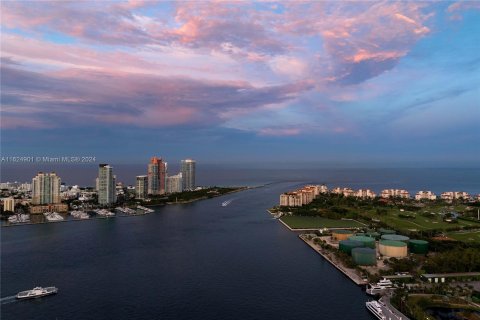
8, 214, 30, 223
70, 210, 89, 219
16, 286, 58, 300
365, 300, 386, 319
221, 200, 233, 207
366, 278, 393, 296
43, 212, 64, 222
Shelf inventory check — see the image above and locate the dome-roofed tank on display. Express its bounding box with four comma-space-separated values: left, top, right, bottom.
379, 240, 408, 258
339, 240, 364, 255
348, 235, 376, 249
331, 229, 355, 241
381, 234, 410, 243
352, 247, 376, 266
379, 228, 396, 235
409, 239, 429, 254
365, 232, 381, 240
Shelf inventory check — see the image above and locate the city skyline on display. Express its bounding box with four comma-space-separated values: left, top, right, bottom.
1, 1, 479, 166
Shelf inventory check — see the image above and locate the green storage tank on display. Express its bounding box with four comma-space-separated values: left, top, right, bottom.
339, 240, 364, 255
352, 247, 377, 266
381, 234, 410, 243
365, 232, 381, 240
356, 233, 366, 237
409, 239, 429, 254
379, 228, 396, 235
348, 235, 376, 249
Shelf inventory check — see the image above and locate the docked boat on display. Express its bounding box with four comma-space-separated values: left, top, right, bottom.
366, 278, 393, 296
137, 205, 154, 213
70, 210, 89, 219
8, 214, 30, 224
16, 286, 58, 299
365, 300, 386, 319
96, 209, 115, 217
43, 212, 64, 222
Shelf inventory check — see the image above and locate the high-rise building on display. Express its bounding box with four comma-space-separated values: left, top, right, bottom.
166, 173, 183, 194
2, 197, 15, 212
136, 175, 148, 199
32, 172, 61, 204
181, 159, 196, 191
98, 164, 116, 205
148, 157, 166, 195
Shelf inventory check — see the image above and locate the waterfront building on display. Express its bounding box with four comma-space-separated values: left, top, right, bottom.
380, 189, 410, 199
279, 185, 319, 207
30, 203, 68, 214
319, 184, 328, 194
415, 191, 437, 200
135, 175, 148, 199
331, 187, 355, 197
148, 157, 167, 195
181, 159, 196, 191
32, 172, 61, 205
2, 197, 15, 212
355, 189, 376, 199
98, 164, 116, 205
166, 173, 183, 194
441, 191, 471, 201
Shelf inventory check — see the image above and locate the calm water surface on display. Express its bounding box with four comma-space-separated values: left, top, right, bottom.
1, 182, 374, 320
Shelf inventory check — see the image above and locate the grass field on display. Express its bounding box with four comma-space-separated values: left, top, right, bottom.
280, 216, 365, 229
362, 209, 480, 232
446, 230, 480, 243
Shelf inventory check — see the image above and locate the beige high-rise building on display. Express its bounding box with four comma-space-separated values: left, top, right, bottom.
2, 197, 15, 212
166, 173, 183, 194
136, 175, 148, 199
32, 172, 61, 204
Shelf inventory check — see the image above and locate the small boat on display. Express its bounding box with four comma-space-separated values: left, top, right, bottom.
221, 200, 233, 207
43, 212, 64, 222
16, 286, 58, 299
365, 300, 386, 319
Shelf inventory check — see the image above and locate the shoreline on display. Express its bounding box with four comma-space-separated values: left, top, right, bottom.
1, 186, 253, 228
298, 235, 367, 286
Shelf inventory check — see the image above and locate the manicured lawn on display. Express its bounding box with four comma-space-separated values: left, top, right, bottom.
447, 230, 480, 243
280, 216, 365, 229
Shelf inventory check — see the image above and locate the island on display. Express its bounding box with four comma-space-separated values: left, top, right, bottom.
271, 185, 480, 320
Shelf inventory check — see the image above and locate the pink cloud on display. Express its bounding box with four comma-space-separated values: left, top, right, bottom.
258, 127, 301, 136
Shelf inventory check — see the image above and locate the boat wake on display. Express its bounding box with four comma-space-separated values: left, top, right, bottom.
1, 296, 17, 305
221, 199, 234, 207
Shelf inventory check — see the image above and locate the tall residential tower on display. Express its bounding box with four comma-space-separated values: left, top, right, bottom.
32, 172, 61, 204
181, 159, 196, 191
98, 164, 116, 205
148, 157, 167, 195
136, 175, 148, 199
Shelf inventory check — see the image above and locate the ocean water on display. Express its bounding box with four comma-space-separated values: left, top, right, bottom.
1, 164, 479, 195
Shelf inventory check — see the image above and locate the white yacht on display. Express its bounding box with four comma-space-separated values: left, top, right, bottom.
366, 278, 393, 296
96, 209, 115, 217
366, 300, 386, 319
137, 205, 154, 213
16, 286, 58, 299
43, 212, 64, 222
70, 210, 89, 219
8, 214, 30, 223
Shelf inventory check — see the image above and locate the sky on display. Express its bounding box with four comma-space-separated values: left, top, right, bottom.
1, 1, 479, 167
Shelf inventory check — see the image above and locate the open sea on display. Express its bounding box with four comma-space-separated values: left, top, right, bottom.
1, 167, 479, 319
